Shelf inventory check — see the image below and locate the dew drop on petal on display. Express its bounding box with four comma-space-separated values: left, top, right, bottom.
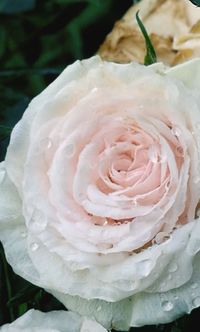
21, 231, 27, 238
161, 301, 174, 312
133, 198, 138, 206
175, 145, 184, 157
40, 138, 53, 151
91, 87, 98, 93
97, 306, 102, 312
136, 259, 152, 277
160, 153, 167, 163
93, 217, 107, 226
154, 232, 171, 244
30, 242, 39, 252
98, 243, 113, 250
191, 283, 198, 289
171, 126, 181, 137
168, 262, 178, 273
192, 297, 200, 307
148, 145, 158, 163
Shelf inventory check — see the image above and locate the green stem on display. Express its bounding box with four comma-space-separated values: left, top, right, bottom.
1, 249, 15, 321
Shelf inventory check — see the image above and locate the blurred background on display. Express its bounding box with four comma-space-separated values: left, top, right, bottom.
0, 0, 200, 331
0, 0, 133, 159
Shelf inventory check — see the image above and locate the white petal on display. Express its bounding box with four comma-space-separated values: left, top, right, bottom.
0, 309, 106, 332
166, 58, 200, 90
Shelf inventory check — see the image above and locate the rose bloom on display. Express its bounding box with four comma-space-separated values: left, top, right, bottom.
0, 310, 106, 332
1, 56, 200, 330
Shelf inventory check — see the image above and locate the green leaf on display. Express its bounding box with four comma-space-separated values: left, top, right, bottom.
0, 245, 15, 321
136, 11, 157, 66
18, 303, 28, 317
7, 285, 42, 308
0, 0, 36, 14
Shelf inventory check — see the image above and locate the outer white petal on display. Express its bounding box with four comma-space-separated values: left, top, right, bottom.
5, 56, 101, 192
51, 247, 200, 330
165, 58, 200, 90
0, 309, 106, 332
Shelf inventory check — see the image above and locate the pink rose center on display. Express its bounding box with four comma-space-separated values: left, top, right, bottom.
84, 121, 184, 227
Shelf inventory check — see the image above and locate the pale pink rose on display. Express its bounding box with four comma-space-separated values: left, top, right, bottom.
1, 56, 200, 330
0, 309, 106, 332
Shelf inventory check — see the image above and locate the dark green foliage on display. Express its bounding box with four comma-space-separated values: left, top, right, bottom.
189, 1, 200, 7
0, 0, 36, 14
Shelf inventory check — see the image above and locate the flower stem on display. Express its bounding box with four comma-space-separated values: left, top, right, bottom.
0, 247, 15, 322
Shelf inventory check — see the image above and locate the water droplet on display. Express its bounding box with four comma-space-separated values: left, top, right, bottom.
154, 232, 171, 244
91, 87, 98, 93
168, 262, 178, 273
136, 259, 152, 277
30, 242, 39, 251
171, 126, 181, 137
98, 243, 113, 250
40, 138, 53, 150
0, 168, 6, 183
191, 283, 198, 289
97, 306, 102, 312
174, 295, 179, 300
21, 231, 27, 238
93, 217, 107, 226
161, 301, 174, 311
133, 198, 138, 206
160, 153, 167, 163
148, 145, 158, 163
65, 144, 75, 157
175, 145, 184, 157
192, 296, 200, 307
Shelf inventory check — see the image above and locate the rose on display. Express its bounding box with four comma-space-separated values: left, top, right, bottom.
99, 0, 200, 66
0, 310, 106, 332
1, 56, 200, 330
